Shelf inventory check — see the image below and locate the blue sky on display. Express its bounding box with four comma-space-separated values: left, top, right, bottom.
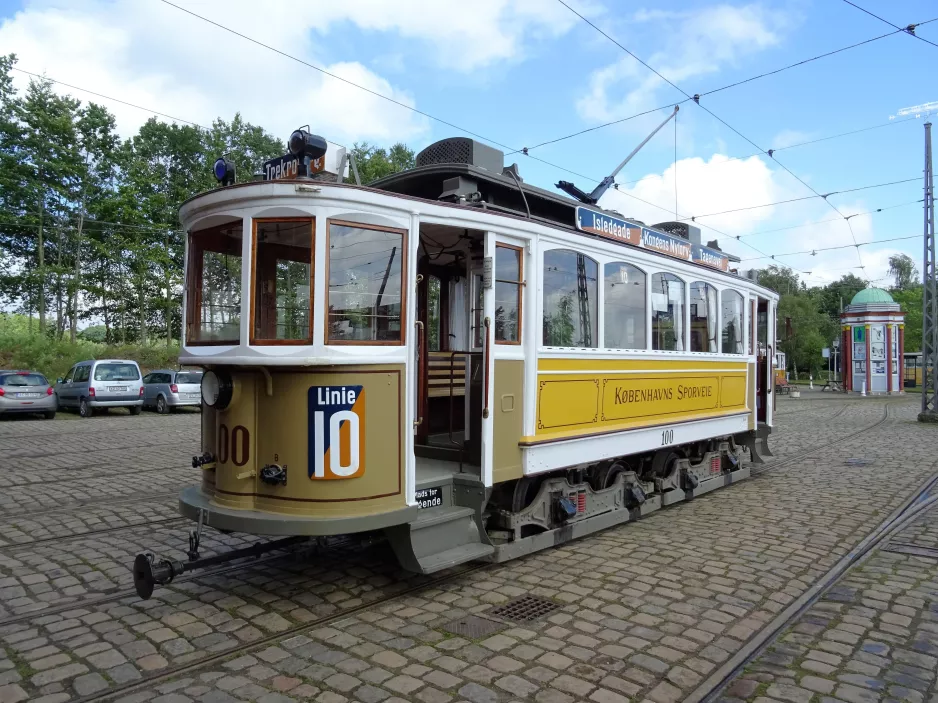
1, 0, 936, 286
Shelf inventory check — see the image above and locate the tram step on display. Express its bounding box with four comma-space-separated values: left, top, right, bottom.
417, 542, 495, 575
385, 505, 490, 574
412, 505, 475, 530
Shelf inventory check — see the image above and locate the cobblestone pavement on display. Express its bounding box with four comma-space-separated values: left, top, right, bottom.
0, 397, 936, 703
719, 488, 938, 703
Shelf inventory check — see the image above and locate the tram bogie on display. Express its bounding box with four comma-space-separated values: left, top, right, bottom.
132, 130, 780, 598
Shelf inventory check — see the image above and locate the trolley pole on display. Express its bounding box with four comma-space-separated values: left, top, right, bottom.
920, 121, 938, 422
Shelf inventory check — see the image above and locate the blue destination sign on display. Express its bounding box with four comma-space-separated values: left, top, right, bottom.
575, 206, 729, 272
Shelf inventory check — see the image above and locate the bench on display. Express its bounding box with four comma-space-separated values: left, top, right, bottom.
428, 352, 467, 398
775, 377, 792, 395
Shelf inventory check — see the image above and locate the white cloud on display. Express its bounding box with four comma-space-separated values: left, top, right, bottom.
577, 4, 789, 126
598, 153, 905, 288
313, 0, 580, 71
0, 0, 579, 144
0, 1, 428, 143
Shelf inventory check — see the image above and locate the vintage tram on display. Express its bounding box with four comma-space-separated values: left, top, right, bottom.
133, 131, 778, 597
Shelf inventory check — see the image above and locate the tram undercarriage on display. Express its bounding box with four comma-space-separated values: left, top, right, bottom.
386, 433, 759, 574
134, 432, 768, 599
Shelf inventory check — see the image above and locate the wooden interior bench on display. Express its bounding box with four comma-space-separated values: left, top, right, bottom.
428, 352, 467, 398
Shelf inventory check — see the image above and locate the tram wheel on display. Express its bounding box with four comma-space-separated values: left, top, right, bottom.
651, 449, 680, 478
593, 461, 628, 490
510, 476, 542, 513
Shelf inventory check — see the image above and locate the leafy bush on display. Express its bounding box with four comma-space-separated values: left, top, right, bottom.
0, 317, 182, 381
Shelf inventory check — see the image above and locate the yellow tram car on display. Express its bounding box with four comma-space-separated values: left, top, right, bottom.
133, 132, 779, 596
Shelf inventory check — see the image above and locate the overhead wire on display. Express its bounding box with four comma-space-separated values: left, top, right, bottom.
677, 177, 921, 221
10, 68, 210, 129
841, 1, 938, 50
555, 0, 874, 266
614, 116, 920, 190
738, 198, 924, 238
156, 0, 517, 152
13, 3, 918, 280
738, 234, 921, 262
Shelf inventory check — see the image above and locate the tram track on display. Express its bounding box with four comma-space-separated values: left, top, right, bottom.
68, 400, 907, 703
688, 466, 938, 703
0, 488, 180, 519
0, 399, 908, 701
0, 515, 188, 551
750, 401, 891, 477
79, 560, 489, 703
0, 536, 339, 628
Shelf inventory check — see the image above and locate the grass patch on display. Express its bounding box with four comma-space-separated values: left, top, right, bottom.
0, 322, 184, 381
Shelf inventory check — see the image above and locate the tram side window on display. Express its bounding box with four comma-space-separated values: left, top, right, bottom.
543, 249, 598, 348
495, 244, 522, 344
186, 223, 243, 344
328, 220, 406, 344
651, 273, 684, 351
690, 282, 718, 352
252, 219, 314, 343
604, 262, 646, 349
721, 290, 744, 354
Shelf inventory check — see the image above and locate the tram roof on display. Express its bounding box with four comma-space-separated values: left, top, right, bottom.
185, 135, 789, 293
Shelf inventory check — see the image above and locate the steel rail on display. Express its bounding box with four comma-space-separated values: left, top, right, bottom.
690, 406, 937, 703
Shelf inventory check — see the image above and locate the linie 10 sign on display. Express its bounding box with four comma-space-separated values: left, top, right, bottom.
575, 207, 729, 272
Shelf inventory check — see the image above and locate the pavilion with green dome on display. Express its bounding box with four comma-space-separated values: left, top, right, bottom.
840, 287, 905, 394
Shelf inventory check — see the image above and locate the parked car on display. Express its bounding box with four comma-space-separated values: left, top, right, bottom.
0, 371, 56, 419
142, 369, 203, 413
56, 359, 144, 418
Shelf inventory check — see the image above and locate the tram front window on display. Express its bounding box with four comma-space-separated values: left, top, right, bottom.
327, 220, 405, 344
186, 223, 242, 344
252, 219, 314, 343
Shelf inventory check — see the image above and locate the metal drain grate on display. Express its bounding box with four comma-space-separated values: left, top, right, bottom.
488, 595, 560, 623
442, 615, 506, 639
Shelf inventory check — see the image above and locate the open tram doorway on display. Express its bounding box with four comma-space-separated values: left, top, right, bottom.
756, 298, 770, 424
414, 224, 488, 475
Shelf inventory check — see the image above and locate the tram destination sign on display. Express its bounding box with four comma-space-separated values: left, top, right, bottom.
575, 206, 729, 272
262, 153, 325, 181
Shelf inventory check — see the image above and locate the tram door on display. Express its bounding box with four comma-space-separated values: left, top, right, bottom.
413, 225, 490, 476
756, 298, 771, 424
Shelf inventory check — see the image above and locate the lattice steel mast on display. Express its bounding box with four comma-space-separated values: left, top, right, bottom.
921, 120, 937, 421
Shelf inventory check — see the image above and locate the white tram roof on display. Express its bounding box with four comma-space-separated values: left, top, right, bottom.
181, 136, 777, 298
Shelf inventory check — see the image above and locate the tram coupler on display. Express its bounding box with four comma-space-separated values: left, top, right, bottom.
188, 508, 206, 561
132, 535, 309, 600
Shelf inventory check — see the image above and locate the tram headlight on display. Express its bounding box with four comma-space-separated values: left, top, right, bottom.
213, 157, 236, 186
288, 128, 327, 161
201, 370, 233, 410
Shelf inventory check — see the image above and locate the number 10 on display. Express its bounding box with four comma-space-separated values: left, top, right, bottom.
313, 410, 361, 478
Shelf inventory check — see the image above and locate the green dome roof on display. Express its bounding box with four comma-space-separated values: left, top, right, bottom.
850, 287, 894, 305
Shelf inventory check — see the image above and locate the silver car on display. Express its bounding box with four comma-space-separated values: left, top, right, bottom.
142, 369, 203, 413
56, 359, 144, 418
0, 371, 57, 419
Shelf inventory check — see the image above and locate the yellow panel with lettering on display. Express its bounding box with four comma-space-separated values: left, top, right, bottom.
532, 357, 749, 440
601, 375, 719, 422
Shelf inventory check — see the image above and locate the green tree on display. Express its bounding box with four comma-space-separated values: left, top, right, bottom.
888, 253, 919, 291
814, 273, 866, 320
892, 286, 923, 353
755, 265, 802, 296
350, 142, 415, 184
